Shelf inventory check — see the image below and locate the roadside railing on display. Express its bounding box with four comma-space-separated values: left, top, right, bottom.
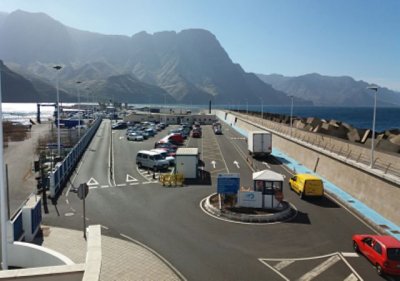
233, 111, 400, 180
49, 118, 103, 198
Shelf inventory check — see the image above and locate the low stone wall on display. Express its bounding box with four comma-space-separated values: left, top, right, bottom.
216, 110, 400, 226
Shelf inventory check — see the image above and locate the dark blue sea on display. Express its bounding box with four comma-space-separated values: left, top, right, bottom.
216, 105, 400, 132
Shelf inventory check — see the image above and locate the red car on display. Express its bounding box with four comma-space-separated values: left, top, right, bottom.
191, 129, 202, 138
352, 234, 400, 276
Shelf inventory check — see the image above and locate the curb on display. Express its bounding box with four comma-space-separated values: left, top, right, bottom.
203, 193, 297, 223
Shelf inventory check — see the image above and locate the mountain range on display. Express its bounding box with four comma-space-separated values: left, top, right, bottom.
257, 73, 400, 107
0, 10, 305, 105
0, 10, 399, 106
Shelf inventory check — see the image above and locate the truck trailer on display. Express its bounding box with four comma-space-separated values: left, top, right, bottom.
247, 131, 272, 157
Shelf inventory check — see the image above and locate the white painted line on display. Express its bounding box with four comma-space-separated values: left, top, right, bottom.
274, 260, 294, 271
119, 136, 124, 140
211, 160, 216, 168
129, 182, 139, 186
88, 186, 98, 190
341, 252, 359, 258
298, 255, 340, 281
117, 183, 127, 187
343, 273, 358, 281
126, 174, 138, 182
233, 160, 240, 169
258, 259, 290, 281
100, 185, 109, 188
262, 162, 271, 169
65, 199, 69, 205
142, 182, 152, 185
101, 225, 109, 230
87, 177, 99, 186
338, 252, 364, 281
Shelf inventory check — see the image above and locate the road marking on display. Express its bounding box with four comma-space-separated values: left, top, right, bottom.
119, 136, 124, 140
211, 160, 216, 168
262, 162, 270, 169
344, 273, 358, 281
89, 185, 98, 190
233, 160, 240, 169
341, 252, 359, 258
101, 185, 109, 188
274, 260, 294, 271
126, 174, 138, 182
142, 182, 153, 185
298, 255, 340, 281
117, 183, 126, 187
87, 177, 99, 186
101, 225, 109, 230
338, 252, 364, 281
129, 182, 139, 186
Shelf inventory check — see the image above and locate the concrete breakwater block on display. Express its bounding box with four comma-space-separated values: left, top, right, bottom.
376, 139, 400, 153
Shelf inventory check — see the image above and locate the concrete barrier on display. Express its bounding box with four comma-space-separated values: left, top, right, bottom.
216, 110, 400, 227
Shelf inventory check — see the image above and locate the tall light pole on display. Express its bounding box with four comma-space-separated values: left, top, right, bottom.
76, 81, 82, 139
367, 86, 378, 168
290, 95, 294, 136
259, 97, 264, 119
164, 94, 167, 123
53, 65, 62, 156
0, 64, 9, 269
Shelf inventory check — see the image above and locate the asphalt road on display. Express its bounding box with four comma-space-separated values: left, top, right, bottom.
43, 119, 399, 281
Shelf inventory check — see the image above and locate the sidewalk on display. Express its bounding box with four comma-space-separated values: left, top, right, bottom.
39, 226, 183, 281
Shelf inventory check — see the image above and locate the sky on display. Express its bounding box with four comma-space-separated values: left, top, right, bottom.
1, 0, 400, 90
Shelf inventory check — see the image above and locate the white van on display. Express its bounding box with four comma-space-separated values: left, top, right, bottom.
136, 150, 169, 170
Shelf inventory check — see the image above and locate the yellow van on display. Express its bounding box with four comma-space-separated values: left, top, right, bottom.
289, 174, 324, 199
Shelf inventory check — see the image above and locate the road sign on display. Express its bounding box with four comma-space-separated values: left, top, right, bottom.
217, 173, 240, 194
77, 183, 89, 200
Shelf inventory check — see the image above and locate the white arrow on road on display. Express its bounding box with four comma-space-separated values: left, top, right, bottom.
262, 162, 270, 169
233, 161, 240, 169
211, 161, 216, 169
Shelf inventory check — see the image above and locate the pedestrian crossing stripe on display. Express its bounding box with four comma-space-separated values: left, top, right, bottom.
87, 177, 99, 186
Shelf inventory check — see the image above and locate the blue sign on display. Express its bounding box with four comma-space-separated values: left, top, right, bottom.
217, 173, 240, 194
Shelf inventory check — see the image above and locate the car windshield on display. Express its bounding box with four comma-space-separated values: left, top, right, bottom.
387, 248, 400, 261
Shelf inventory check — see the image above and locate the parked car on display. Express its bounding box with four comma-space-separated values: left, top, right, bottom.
191, 129, 202, 138
352, 234, 400, 276
136, 150, 170, 171
289, 174, 324, 199
167, 133, 184, 145
154, 142, 177, 151
151, 149, 175, 166
112, 121, 127, 130
127, 132, 144, 141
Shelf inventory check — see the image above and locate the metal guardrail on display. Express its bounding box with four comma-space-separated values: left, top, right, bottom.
232, 111, 400, 180
49, 118, 103, 198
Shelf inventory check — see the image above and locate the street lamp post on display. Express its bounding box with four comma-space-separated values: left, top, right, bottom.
0, 64, 9, 269
290, 95, 294, 136
367, 86, 378, 168
164, 94, 167, 123
76, 81, 82, 139
53, 65, 62, 156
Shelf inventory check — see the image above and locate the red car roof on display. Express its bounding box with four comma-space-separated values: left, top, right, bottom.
355, 235, 400, 247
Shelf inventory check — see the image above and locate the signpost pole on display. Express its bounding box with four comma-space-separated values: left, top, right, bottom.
83, 196, 86, 240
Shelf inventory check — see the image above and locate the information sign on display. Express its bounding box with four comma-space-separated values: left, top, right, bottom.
217, 173, 240, 194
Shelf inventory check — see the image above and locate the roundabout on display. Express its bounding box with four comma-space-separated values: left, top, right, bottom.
200, 193, 298, 224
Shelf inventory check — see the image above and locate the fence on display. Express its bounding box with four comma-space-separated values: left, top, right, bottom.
229, 111, 400, 180
49, 118, 102, 198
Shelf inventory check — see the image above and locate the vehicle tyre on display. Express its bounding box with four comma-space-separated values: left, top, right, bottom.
353, 241, 359, 253
137, 162, 142, 168
376, 264, 383, 276
300, 191, 304, 199
289, 183, 293, 191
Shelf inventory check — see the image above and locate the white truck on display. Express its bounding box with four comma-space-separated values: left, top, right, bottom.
247, 131, 272, 157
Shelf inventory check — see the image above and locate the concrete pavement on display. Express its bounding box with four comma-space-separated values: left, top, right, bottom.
39, 225, 184, 281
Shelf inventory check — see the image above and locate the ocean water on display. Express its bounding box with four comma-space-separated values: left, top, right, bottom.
2, 103, 399, 132
218, 105, 400, 132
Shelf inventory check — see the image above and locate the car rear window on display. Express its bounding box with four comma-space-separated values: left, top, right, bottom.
387, 248, 400, 261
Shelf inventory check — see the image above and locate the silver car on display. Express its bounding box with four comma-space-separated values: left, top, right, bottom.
127, 132, 144, 141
